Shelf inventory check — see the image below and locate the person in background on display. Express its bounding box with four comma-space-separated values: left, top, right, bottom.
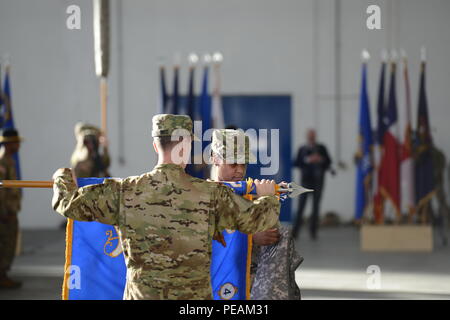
0, 129, 23, 289
293, 129, 332, 240
70, 122, 111, 178
431, 145, 449, 245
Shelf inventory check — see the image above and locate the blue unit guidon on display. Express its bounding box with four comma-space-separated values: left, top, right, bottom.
63, 178, 126, 300
210, 230, 252, 300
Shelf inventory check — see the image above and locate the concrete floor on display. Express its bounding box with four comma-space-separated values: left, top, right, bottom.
1, 226, 449, 300
296, 226, 450, 299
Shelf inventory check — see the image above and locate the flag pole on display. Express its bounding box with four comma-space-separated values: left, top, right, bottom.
94, 0, 110, 137
100, 77, 108, 136
0, 180, 54, 188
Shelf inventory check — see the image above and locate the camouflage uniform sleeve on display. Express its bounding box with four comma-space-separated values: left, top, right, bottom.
0, 163, 6, 215
102, 148, 111, 170
51, 168, 120, 225
4, 162, 21, 214
214, 184, 280, 234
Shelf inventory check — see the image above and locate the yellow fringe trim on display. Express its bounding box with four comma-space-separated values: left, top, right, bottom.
246, 234, 253, 300
62, 219, 74, 300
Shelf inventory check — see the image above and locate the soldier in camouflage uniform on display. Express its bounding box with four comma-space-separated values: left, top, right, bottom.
210, 129, 281, 246
431, 145, 450, 245
210, 129, 303, 300
52, 114, 280, 300
70, 122, 110, 178
0, 129, 23, 289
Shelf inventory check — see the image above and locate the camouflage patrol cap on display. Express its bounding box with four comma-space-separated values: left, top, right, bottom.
0, 128, 24, 143
211, 129, 257, 164
75, 122, 101, 138
152, 114, 200, 141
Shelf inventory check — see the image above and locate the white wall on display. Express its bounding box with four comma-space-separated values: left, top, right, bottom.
0, 0, 449, 228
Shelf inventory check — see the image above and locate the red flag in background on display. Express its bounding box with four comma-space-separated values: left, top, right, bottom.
400, 57, 415, 219
373, 61, 387, 223
378, 61, 401, 222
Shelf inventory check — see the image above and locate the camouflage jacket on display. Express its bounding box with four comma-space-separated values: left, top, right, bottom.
250, 225, 303, 300
52, 164, 280, 300
0, 150, 21, 216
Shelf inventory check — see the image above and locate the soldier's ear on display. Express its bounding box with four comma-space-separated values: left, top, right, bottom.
153, 141, 159, 154
211, 154, 221, 166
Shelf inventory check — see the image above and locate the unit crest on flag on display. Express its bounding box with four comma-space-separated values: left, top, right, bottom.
219, 282, 238, 300
103, 229, 123, 257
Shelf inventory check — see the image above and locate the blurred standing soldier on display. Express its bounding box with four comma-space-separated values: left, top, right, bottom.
0, 129, 23, 289
210, 129, 303, 300
431, 145, 449, 245
52, 114, 280, 299
293, 129, 332, 240
71, 122, 111, 178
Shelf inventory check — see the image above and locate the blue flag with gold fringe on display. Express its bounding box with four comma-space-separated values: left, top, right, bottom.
210, 230, 251, 300
63, 178, 126, 300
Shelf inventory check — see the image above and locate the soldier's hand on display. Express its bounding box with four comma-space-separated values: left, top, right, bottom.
99, 134, 109, 148
254, 179, 276, 197
253, 229, 280, 246
52, 168, 78, 187
279, 181, 288, 189
213, 232, 227, 247
71, 169, 79, 187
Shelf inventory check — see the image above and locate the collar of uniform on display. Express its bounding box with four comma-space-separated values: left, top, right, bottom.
154, 163, 185, 171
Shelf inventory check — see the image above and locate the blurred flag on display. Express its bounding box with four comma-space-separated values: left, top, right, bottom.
373, 61, 387, 222
355, 62, 374, 220
171, 65, 180, 114
186, 65, 196, 120
211, 63, 225, 129
376, 62, 387, 146
197, 66, 211, 179
158, 66, 169, 114
200, 65, 211, 141
0, 66, 4, 128
414, 60, 435, 217
378, 62, 401, 222
185, 65, 199, 177
2, 67, 21, 179
400, 58, 415, 218
63, 178, 126, 300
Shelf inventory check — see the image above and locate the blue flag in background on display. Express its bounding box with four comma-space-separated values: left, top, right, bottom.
376, 62, 387, 145
0, 65, 4, 128
200, 66, 211, 151
415, 61, 435, 210
64, 178, 126, 300
355, 63, 373, 220
186, 66, 196, 120
158, 66, 169, 114
172, 66, 180, 115
185, 66, 199, 177
2, 68, 21, 179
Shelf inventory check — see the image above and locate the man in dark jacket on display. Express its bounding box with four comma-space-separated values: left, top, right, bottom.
293, 129, 331, 240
